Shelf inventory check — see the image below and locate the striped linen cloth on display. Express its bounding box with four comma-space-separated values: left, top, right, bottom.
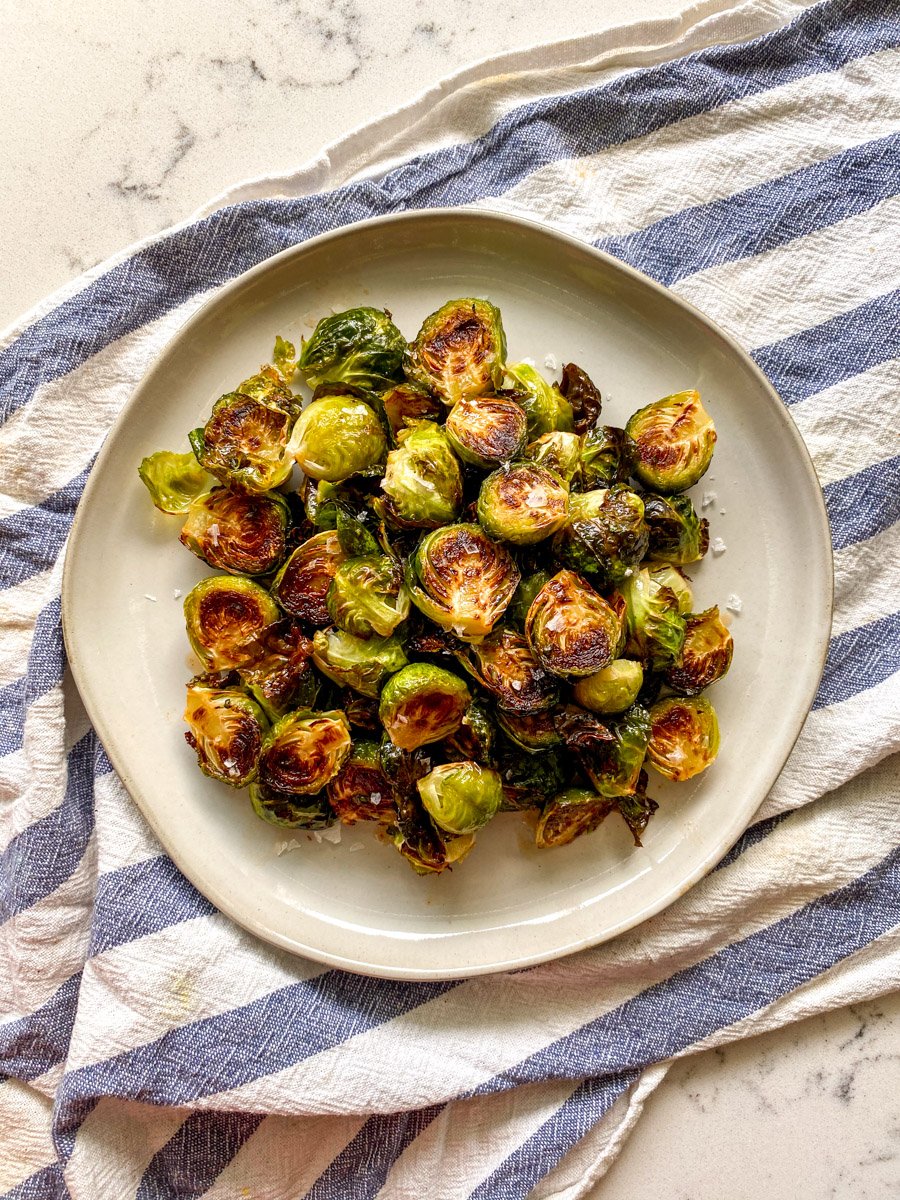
2, 0, 899, 1194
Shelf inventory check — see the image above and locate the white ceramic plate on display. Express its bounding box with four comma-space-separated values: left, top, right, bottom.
63, 209, 832, 979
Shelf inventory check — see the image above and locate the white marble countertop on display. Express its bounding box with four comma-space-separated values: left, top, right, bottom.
3, 0, 898, 1194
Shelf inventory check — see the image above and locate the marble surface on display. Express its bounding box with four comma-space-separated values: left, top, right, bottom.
3, 0, 899, 1195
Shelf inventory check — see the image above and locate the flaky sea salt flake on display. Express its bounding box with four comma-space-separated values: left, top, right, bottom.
543, 352, 558, 371
726, 593, 743, 614
320, 825, 342, 844
144, 593, 157, 602
711, 537, 727, 556
701, 491, 717, 510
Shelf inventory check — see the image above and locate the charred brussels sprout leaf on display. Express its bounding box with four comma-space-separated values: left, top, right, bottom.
388, 793, 475, 874
456, 629, 558, 713
508, 570, 552, 630
626, 390, 716, 493
405, 298, 506, 405
327, 741, 394, 824
381, 381, 443, 438
179, 487, 290, 576
191, 391, 296, 493
647, 696, 720, 781
184, 675, 269, 786
616, 770, 659, 846
407, 523, 520, 641
557, 362, 603, 434
643, 493, 709, 564
443, 698, 497, 764
579, 425, 637, 491
333, 505, 381, 558
536, 788, 614, 848
524, 431, 583, 484
647, 564, 693, 614
298, 307, 406, 391
444, 395, 527, 468
498, 746, 568, 810
505, 362, 574, 438
138, 450, 215, 514
312, 628, 408, 698
573, 659, 644, 715
553, 485, 648, 583
327, 555, 410, 639
259, 709, 352, 795
379, 662, 470, 751
271, 530, 348, 626
291, 394, 387, 482
579, 704, 651, 798
249, 782, 335, 828
525, 569, 621, 678
418, 761, 503, 835
477, 463, 569, 546
237, 620, 316, 720
496, 708, 564, 753
621, 567, 687, 671
272, 335, 297, 383
380, 421, 463, 529
666, 607, 734, 695
184, 577, 281, 670
235, 364, 300, 415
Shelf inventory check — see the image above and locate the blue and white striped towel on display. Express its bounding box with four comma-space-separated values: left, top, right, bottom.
2, 0, 899, 1195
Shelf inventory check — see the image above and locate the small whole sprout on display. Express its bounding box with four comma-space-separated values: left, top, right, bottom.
620, 567, 687, 671
379, 662, 471, 751
179, 487, 290, 576
626, 390, 716, 493
249, 782, 336, 828
508, 569, 552, 629
573, 659, 645, 715
647, 696, 720, 781
524, 430, 583, 484
535, 788, 613, 848
184, 577, 281, 670
326, 741, 394, 825
183, 675, 269, 787
417, 761, 503, 835
477, 463, 569, 546
496, 708, 563, 752
525, 569, 622, 677
380, 421, 463, 529
258, 709, 352, 795
553, 485, 648, 583
647, 564, 693, 614
381, 381, 443, 438
407, 523, 520, 641
298, 307, 406, 391
579, 425, 637, 490
666, 606, 734, 695
444, 395, 527, 468
456, 629, 558, 713
557, 362, 603, 434
271, 530, 348, 626
237, 620, 317, 719
138, 450, 215, 514
643, 493, 709, 564
327, 554, 410, 639
405, 298, 506, 405
291, 394, 387, 482
579, 704, 651, 798
312, 627, 408, 698
190, 392, 296, 493
504, 362, 574, 438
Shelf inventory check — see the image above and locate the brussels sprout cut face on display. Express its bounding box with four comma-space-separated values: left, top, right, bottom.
408, 523, 520, 641
405, 298, 506, 405
249, 782, 335, 828
644, 493, 709, 564
327, 741, 394, 824
418, 761, 503, 835
573, 659, 644, 715
379, 662, 471, 751
298, 307, 406, 391
272, 530, 348, 626
647, 696, 719, 781
459, 629, 558, 713
179, 487, 290, 576
291, 394, 387, 482
184, 677, 269, 787
191, 392, 295, 493
327, 554, 410, 639
525, 569, 622, 677
259, 710, 352, 795
626, 390, 716, 493
524, 431, 583, 483
237, 620, 316, 719
647, 565, 693, 614
138, 450, 214, 514
444, 395, 527, 468
621, 568, 687, 671
184, 577, 281, 670
380, 421, 463, 528
312, 628, 408, 698
536, 789, 613, 849
666, 607, 734, 695
477, 463, 569, 546
554, 485, 648, 583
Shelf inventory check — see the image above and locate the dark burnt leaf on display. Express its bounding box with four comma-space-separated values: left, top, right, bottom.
616, 769, 659, 846
558, 362, 603, 434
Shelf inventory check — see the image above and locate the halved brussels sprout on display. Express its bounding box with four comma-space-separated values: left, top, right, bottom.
258, 709, 352, 795
417, 761, 503, 835
327, 555, 410, 639
557, 363, 603, 434
579, 425, 637, 491
647, 564, 693, 614
508, 569, 552, 630
444, 395, 527, 468
388, 793, 475, 874
184, 675, 269, 786
666, 607, 734, 695
525, 569, 621, 677
524, 431, 583, 484
643, 493, 709, 564
456, 629, 557, 713
271, 530, 348, 626
138, 450, 215, 514
573, 659, 644, 715
184, 577, 281, 670
504, 362, 573, 438
498, 746, 568, 810
496, 708, 563, 753
535, 788, 613, 848
579, 704, 651, 798
381, 381, 443, 438
237, 620, 317, 719
298, 307, 406, 391
379, 663, 470, 751
190, 392, 295, 493
290, 394, 387, 482
647, 696, 720, 781
405, 298, 506, 405
406, 523, 520, 641
326, 741, 394, 824
249, 782, 336, 828
626, 390, 716, 493
553, 485, 648, 584
620, 567, 687, 671
477, 463, 569, 546
179, 487, 290, 576
312, 628, 408, 698
442, 698, 497, 764
380, 421, 463, 529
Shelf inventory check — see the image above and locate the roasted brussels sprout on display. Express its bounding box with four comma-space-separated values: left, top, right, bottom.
405, 298, 506, 405
258, 709, 352, 795
647, 564, 693, 614
418, 761, 502, 835
525, 569, 621, 677
477, 463, 569, 546
505, 362, 574, 438
326, 741, 394, 824
535, 788, 613, 848
572, 659, 644, 715
444, 395, 527, 468
643, 493, 709, 564
456, 629, 557, 713
179, 487, 290, 576
138, 450, 214, 514
615, 769, 659, 846
326, 554, 410, 638
579, 425, 637, 490
380, 421, 463, 529
236, 360, 300, 416
298, 307, 406, 391
249, 782, 336, 828
184, 577, 281, 670
524, 430, 583, 483
579, 704, 651, 798
666, 607, 734, 695
647, 696, 720, 781
553, 485, 648, 583
190, 392, 295, 493
312, 628, 408, 697
271, 530, 348, 626
183, 675, 269, 786
237, 620, 317, 719
381, 381, 443, 438
557, 362, 603, 434
290, 394, 387, 482
379, 662, 470, 750
498, 746, 568, 810
626, 390, 716, 493
621, 567, 686, 671
496, 708, 563, 752
442, 698, 497, 764
388, 792, 475, 874
508, 569, 552, 630
406, 524, 520, 641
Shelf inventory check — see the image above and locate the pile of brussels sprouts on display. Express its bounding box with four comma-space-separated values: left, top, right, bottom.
139, 298, 733, 874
